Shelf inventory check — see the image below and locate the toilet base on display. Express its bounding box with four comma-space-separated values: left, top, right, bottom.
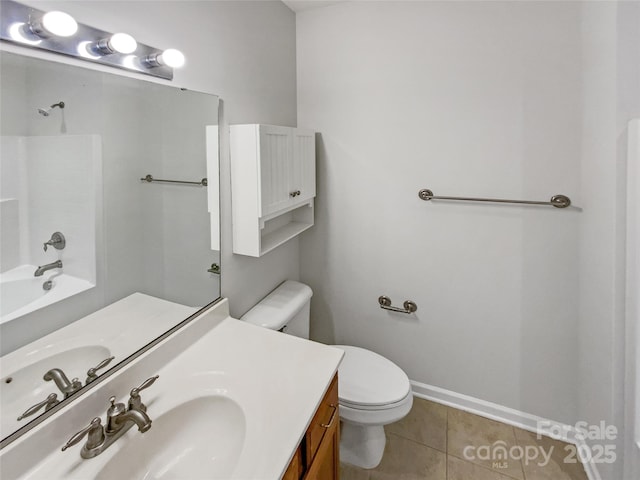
339, 421, 386, 469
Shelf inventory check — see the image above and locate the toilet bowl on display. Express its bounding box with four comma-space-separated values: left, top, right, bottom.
241, 280, 413, 469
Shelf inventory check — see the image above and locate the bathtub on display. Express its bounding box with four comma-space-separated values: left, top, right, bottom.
0, 265, 94, 325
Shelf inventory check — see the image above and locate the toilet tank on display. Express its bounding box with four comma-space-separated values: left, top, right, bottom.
240, 280, 313, 339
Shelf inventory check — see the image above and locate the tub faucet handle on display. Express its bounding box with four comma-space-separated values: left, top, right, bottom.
43, 232, 65, 251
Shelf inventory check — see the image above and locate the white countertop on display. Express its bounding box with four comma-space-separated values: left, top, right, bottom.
1, 293, 197, 437
0, 298, 343, 479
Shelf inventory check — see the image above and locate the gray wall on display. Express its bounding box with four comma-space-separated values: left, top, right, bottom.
297, 0, 594, 427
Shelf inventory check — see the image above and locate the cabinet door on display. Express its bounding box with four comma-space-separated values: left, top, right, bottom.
305, 375, 339, 480
283, 446, 304, 480
304, 409, 339, 480
292, 129, 316, 204
259, 125, 292, 217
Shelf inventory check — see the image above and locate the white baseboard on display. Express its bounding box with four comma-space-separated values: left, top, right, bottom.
410, 380, 602, 480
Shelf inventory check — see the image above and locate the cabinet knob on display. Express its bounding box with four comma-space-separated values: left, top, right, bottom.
289, 190, 301, 198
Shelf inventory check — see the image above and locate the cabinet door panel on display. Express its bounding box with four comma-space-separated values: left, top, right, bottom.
304, 414, 339, 480
292, 129, 316, 203
259, 125, 292, 217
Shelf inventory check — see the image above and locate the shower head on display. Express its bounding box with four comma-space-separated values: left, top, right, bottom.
37, 101, 65, 117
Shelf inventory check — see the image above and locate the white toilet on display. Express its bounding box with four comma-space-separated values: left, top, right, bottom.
241, 280, 413, 469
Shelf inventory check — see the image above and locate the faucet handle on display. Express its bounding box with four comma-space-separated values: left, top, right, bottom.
43, 232, 66, 252
85, 356, 115, 384
128, 375, 159, 412
17, 393, 59, 420
131, 375, 159, 395
62, 417, 104, 452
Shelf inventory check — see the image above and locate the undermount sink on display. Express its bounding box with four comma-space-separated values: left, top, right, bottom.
1, 345, 111, 437
96, 396, 246, 480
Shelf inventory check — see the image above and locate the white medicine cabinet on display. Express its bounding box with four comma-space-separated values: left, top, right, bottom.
230, 124, 316, 257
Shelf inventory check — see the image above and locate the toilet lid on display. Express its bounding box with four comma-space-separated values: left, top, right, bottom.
335, 345, 411, 407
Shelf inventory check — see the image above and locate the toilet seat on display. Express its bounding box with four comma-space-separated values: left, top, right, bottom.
340, 392, 412, 411
334, 345, 411, 408
340, 391, 413, 426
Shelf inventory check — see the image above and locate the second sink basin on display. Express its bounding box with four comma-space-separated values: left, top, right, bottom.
96, 396, 246, 480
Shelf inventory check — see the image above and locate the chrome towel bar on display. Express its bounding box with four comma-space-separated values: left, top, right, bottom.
140, 174, 207, 187
418, 189, 571, 208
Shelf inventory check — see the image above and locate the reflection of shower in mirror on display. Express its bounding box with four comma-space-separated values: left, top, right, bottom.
37, 101, 65, 117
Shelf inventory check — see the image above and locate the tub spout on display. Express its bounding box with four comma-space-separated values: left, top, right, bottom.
34, 260, 62, 277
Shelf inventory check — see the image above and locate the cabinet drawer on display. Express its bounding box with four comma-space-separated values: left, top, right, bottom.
305, 375, 339, 467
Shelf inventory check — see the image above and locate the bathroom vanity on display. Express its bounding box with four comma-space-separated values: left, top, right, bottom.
0, 299, 343, 479
284, 374, 339, 480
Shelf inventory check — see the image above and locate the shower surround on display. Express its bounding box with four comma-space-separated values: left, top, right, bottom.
0, 134, 100, 323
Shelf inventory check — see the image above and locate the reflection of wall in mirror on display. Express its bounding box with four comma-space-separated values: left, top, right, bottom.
138, 88, 220, 308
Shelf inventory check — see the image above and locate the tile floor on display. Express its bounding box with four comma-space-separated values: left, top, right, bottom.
340, 398, 589, 480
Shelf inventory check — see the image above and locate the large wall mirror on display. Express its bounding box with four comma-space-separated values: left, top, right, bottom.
0, 50, 221, 443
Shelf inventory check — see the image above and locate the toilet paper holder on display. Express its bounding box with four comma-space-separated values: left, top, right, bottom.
378, 296, 417, 314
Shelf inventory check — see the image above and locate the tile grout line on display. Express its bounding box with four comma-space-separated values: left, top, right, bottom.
513, 425, 527, 480
386, 431, 447, 455
447, 404, 522, 480
445, 406, 449, 479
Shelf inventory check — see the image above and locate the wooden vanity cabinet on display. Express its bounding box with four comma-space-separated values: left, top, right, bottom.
283, 374, 339, 480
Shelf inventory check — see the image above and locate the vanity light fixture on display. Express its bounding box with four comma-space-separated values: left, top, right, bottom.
0, 0, 182, 80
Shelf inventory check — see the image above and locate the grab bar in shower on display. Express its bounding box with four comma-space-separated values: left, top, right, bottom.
140, 174, 208, 187
418, 189, 571, 209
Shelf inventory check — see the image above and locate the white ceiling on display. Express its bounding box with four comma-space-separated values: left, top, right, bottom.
281, 1, 346, 13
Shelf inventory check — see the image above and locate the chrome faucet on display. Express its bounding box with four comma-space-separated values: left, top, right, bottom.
17, 393, 59, 421
43, 232, 66, 251
34, 260, 62, 277
62, 375, 158, 459
107, 402, 152, 433
43, 368, 83, 398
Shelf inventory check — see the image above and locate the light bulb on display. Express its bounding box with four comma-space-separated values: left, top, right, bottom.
9, 23, 42, 45
158, 49, 185, 68
109, 33, 137, 54
41, 11, 77, 37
